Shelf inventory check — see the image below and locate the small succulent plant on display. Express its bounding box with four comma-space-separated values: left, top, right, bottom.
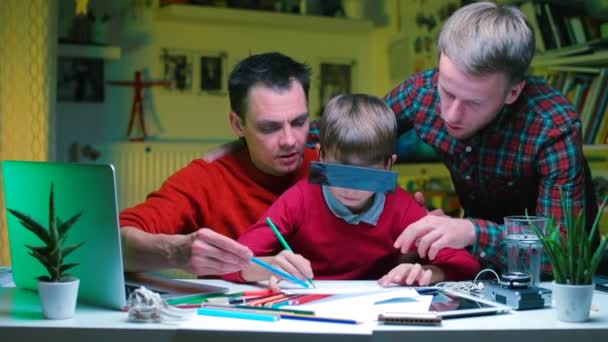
8, 183, 85, 282
531, 191, 608, 285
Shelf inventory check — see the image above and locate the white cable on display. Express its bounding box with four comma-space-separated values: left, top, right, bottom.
127, 286, 194, 323
435, 268, 501, 297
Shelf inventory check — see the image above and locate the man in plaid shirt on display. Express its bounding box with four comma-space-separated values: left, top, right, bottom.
309, 2, 598, 276
385, 3, 598, 276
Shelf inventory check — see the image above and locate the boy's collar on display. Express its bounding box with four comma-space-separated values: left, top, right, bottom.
321, 186, 385, 226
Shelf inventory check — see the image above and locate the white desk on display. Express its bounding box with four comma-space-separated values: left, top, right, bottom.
1, 280, 607, 342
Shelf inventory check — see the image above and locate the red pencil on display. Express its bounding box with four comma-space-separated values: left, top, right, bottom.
291, 294, 332, 305
247, 293, 288, 306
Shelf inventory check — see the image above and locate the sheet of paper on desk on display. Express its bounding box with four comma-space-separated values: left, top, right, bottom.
280, 280, 401, 295
282, 288, 432, 322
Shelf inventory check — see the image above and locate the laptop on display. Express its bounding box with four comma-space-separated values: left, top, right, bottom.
2, 160, 227, 310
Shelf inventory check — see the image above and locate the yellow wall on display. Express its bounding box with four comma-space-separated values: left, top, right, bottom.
0, 0, 57, 266
56, 0, 459, 161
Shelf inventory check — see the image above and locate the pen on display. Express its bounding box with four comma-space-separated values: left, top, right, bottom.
251, 257, 310, 288
197, 307, 279, 322
266, 216, 316, 288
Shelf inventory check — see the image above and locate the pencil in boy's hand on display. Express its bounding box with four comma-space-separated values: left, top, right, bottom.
266, 217, 293, 252
265, 216, 316, 288
251, 257, 310, 288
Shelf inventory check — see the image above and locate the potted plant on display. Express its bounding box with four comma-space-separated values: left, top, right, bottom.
7, 183, 85, 320
531, 192, 608, 322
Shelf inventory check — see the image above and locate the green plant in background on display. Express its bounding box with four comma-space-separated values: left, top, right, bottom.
7, 183, 85, 282
531, 191, 608, 285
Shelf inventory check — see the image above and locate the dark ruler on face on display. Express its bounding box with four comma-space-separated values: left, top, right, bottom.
309, 162, 398, 193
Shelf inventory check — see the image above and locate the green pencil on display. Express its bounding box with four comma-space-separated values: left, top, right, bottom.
265, 216, 316, 288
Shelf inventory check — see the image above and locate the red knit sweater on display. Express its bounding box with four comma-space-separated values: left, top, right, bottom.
224, 180, 480, 282
119, 147, 318, 239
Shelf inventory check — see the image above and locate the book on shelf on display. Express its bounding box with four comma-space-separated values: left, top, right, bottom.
518, 1, 602, 55
543, 68, 608, 145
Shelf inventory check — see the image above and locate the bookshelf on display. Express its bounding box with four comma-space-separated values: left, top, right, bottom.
508, 1, 608, 148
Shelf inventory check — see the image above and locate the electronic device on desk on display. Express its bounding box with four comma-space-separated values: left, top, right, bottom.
482, 272, 551, 310
2, 161, 228, 310
378, 312, 442, 326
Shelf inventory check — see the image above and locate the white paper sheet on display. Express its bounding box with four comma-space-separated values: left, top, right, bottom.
281, 286, 432, 322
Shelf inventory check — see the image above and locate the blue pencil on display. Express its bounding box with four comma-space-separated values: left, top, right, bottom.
251, 257, 310, 288
197, 307, 279, 322
266, 217, 316, 288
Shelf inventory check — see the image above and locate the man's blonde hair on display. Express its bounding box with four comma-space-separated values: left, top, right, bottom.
438, 2, 535, 83
319, 94, 396, 164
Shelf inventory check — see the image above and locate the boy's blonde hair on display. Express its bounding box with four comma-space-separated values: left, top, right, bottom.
438, 2, 535, 83
319, 94, 396, 165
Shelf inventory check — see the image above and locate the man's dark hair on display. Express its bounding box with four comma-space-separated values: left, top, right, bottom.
228, 52, 312, 121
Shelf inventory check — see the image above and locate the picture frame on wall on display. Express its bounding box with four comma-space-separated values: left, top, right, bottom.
199, 52, 227, 93
160, 48, 194, 92
57, 57, 104, 102
318, 60, 353, 116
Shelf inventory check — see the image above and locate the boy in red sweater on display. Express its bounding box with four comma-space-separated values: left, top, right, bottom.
224, 94, 479, 287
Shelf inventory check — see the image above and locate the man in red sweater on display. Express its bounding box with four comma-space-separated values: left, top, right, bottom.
225, 94, 479, 287
119, 53, 317, 276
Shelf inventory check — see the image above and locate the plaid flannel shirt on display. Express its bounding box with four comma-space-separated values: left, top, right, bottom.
310, 69, 587, 275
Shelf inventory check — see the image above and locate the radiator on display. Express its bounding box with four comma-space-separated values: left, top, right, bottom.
92, 142, 224, 210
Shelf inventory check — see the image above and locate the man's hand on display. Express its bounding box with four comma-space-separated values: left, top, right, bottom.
202, 140, 243, 162
378, 263, 433, 286
190, 228, 253, 276
394, 215, 476, 260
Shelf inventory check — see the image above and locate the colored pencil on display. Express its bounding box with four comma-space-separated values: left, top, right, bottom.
251, 257, 310, 288
266, 216, 316, 288
289, 293, 332, 305
197, 307, 279, 322
200, 304, 357, 324
246, 293, 288, 306
280, 313, 360, 325
202, 303, 315, 316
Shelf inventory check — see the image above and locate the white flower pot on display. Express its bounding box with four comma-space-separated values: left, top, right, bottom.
552, 281, 594, 322
38, 278, 80, 319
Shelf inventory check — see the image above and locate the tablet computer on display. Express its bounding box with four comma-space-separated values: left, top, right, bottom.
418, 287, 511, 319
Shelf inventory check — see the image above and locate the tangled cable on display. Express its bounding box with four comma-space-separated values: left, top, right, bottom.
435, 268, 501, 297
127, 286, 194, 323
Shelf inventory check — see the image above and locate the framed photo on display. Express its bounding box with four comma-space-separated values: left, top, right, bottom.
200, 54, 226, 93
160, 48, 193, 92
319, 61, 353, 115
57, 57, 104, 102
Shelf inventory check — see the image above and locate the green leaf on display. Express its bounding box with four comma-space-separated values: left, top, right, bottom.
59, 263, 79, 274
62, 242, 85, 259
58, 212, 83, 240
49, 183, 57, 245
7, 209, 51, 246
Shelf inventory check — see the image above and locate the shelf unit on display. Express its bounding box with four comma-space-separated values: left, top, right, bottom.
532, 50, 608, 67
58, 43, 121, 60
156, 4, 374, 33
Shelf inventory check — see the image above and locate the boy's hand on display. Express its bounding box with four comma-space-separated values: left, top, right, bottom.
378, 263, 433, 287
267, 251, 314, 290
